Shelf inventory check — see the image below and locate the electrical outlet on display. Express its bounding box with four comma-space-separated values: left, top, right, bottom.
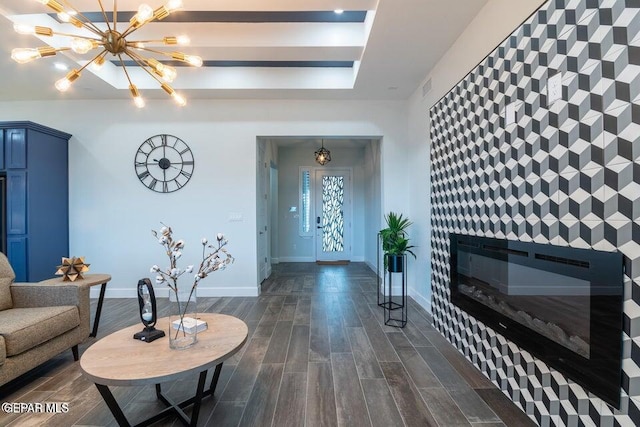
228, 212, 243, 222
548, 72, 562, 105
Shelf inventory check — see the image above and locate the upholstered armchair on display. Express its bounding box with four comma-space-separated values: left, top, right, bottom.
0, 253, 90, 386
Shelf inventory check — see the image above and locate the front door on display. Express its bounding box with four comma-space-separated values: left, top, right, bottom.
315, 169, 351, 262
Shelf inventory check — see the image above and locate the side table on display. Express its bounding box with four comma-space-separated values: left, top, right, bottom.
38, 274, 111, 337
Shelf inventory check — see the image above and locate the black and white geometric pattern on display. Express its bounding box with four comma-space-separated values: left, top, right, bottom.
429, 0, 640, 425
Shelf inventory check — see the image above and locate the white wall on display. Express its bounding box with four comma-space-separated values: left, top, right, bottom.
364, 139, 381, 270
406, 0, 546, 312
0, 99, 408, 297
277, 144, 367, 262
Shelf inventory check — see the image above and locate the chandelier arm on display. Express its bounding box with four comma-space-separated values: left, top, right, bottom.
95, 0, 113, 33
77, 49, 107, 73
120, 20, 154, 39
117, 53, 134, 85
128, 39, 174, 45
53, 31, 102, 41
58, 0, 104, 35
131, 46, 183, 59
126, 49, 169, 86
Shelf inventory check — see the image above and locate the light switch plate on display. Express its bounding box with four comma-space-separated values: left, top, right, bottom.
548, 72, 562, 105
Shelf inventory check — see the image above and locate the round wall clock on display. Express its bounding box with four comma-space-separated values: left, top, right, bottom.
134, 134, 194, 193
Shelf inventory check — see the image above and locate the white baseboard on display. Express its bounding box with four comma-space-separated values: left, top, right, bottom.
408, 289, 432, 314
365, 260, 382, 278
278, 256, 365, 263
278, 256, 315, 262
93, 286, 260, 298
271, 258, 279, 264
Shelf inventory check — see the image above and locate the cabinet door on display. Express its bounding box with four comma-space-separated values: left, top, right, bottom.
7, 171, 26, 235
7, 236, 27, 282
0, 130, 4, 170
6, 129, 26, 169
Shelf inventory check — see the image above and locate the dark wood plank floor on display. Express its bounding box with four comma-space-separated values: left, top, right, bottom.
0, 262, 535, 426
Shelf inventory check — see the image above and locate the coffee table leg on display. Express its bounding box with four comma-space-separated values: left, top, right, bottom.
96, 370, 212, 427
95, 384, 131, 427
209, 363, 223, 394
90, 282, 107, 337
190, 370, 208, 426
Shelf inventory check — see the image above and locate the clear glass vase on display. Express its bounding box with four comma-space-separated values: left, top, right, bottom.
168, 287, 198, 350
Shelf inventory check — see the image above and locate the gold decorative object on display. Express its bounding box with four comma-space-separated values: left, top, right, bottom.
56, 256, 90, 281
11, 0, 201, 108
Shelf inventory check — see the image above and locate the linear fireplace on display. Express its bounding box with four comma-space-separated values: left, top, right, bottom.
449, 234, 624, 408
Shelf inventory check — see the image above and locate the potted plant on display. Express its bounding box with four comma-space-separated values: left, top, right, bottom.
379, 212, 416, 272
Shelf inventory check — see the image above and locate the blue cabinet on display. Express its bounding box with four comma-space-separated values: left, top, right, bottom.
0, 122, 70, 282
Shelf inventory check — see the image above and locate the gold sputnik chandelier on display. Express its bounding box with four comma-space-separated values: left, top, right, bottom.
11, 0, 202, 107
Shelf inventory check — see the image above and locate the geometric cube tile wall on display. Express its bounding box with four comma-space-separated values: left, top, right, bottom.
429, 0, 640, 425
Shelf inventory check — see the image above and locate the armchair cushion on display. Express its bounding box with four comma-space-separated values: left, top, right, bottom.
0, 306, 79, 357
0, 253, 15, 311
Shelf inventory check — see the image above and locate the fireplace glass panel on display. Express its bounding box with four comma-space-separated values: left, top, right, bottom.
449, 234, 624, 408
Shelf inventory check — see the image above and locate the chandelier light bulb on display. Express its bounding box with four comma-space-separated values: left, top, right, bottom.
71, 38, 96, 54
166, 0, 184, 12
172, 92, 187, 107
11, 47, 56, 64
11, 48, 41, 64
55, 69, 80, 92
137, 4, 154, 22
185, 55, 202, 67
36, 0, 64, 13
161, 65, 177, 82
176, 35, 190, 45
161, 83, 187, 107
57, 11, 70, 22
14, 24, 53, 37
91, 55, 106, 71
14, 24, 35, 35
129, 84, 145, 108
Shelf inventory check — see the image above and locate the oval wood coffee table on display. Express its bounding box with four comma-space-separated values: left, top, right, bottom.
81, 313, 248, 427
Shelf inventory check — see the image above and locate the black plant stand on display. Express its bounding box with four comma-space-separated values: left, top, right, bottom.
376, 233, 408, 327
381, 253, 407, 328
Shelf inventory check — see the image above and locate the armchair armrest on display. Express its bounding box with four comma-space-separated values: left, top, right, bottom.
10, 282, 91, 336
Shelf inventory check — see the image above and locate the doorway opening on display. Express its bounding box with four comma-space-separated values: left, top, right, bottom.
256, 137, 382, 286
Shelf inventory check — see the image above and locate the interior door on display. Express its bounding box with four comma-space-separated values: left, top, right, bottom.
315, 169, 351, 262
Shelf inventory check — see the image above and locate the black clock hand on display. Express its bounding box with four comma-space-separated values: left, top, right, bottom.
152, 159, 181, 170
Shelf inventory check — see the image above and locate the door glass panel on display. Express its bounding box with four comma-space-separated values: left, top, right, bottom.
322, 176, 344, 252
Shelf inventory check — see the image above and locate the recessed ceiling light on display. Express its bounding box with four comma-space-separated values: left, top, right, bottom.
54, 62, 68, 71
334, 9, 344, 14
